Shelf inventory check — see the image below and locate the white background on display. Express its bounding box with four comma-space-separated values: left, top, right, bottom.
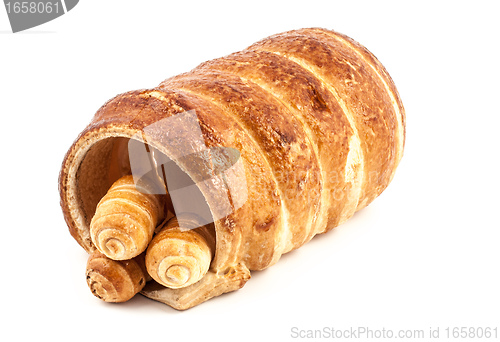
1, 1, 499, 341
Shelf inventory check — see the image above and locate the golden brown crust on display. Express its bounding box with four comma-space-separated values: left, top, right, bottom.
296, 28, 406, 183
315, 28, 406, 148
248, 29, 400, 209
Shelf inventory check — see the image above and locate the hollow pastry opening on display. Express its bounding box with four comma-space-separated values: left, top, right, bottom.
74, 136, 216, 283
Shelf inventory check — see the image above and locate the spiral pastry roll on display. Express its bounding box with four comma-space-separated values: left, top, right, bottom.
86, 251, 149, 302
59, 28, 406, 309
90, 175, 164, 260
145, 215, 215, 289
